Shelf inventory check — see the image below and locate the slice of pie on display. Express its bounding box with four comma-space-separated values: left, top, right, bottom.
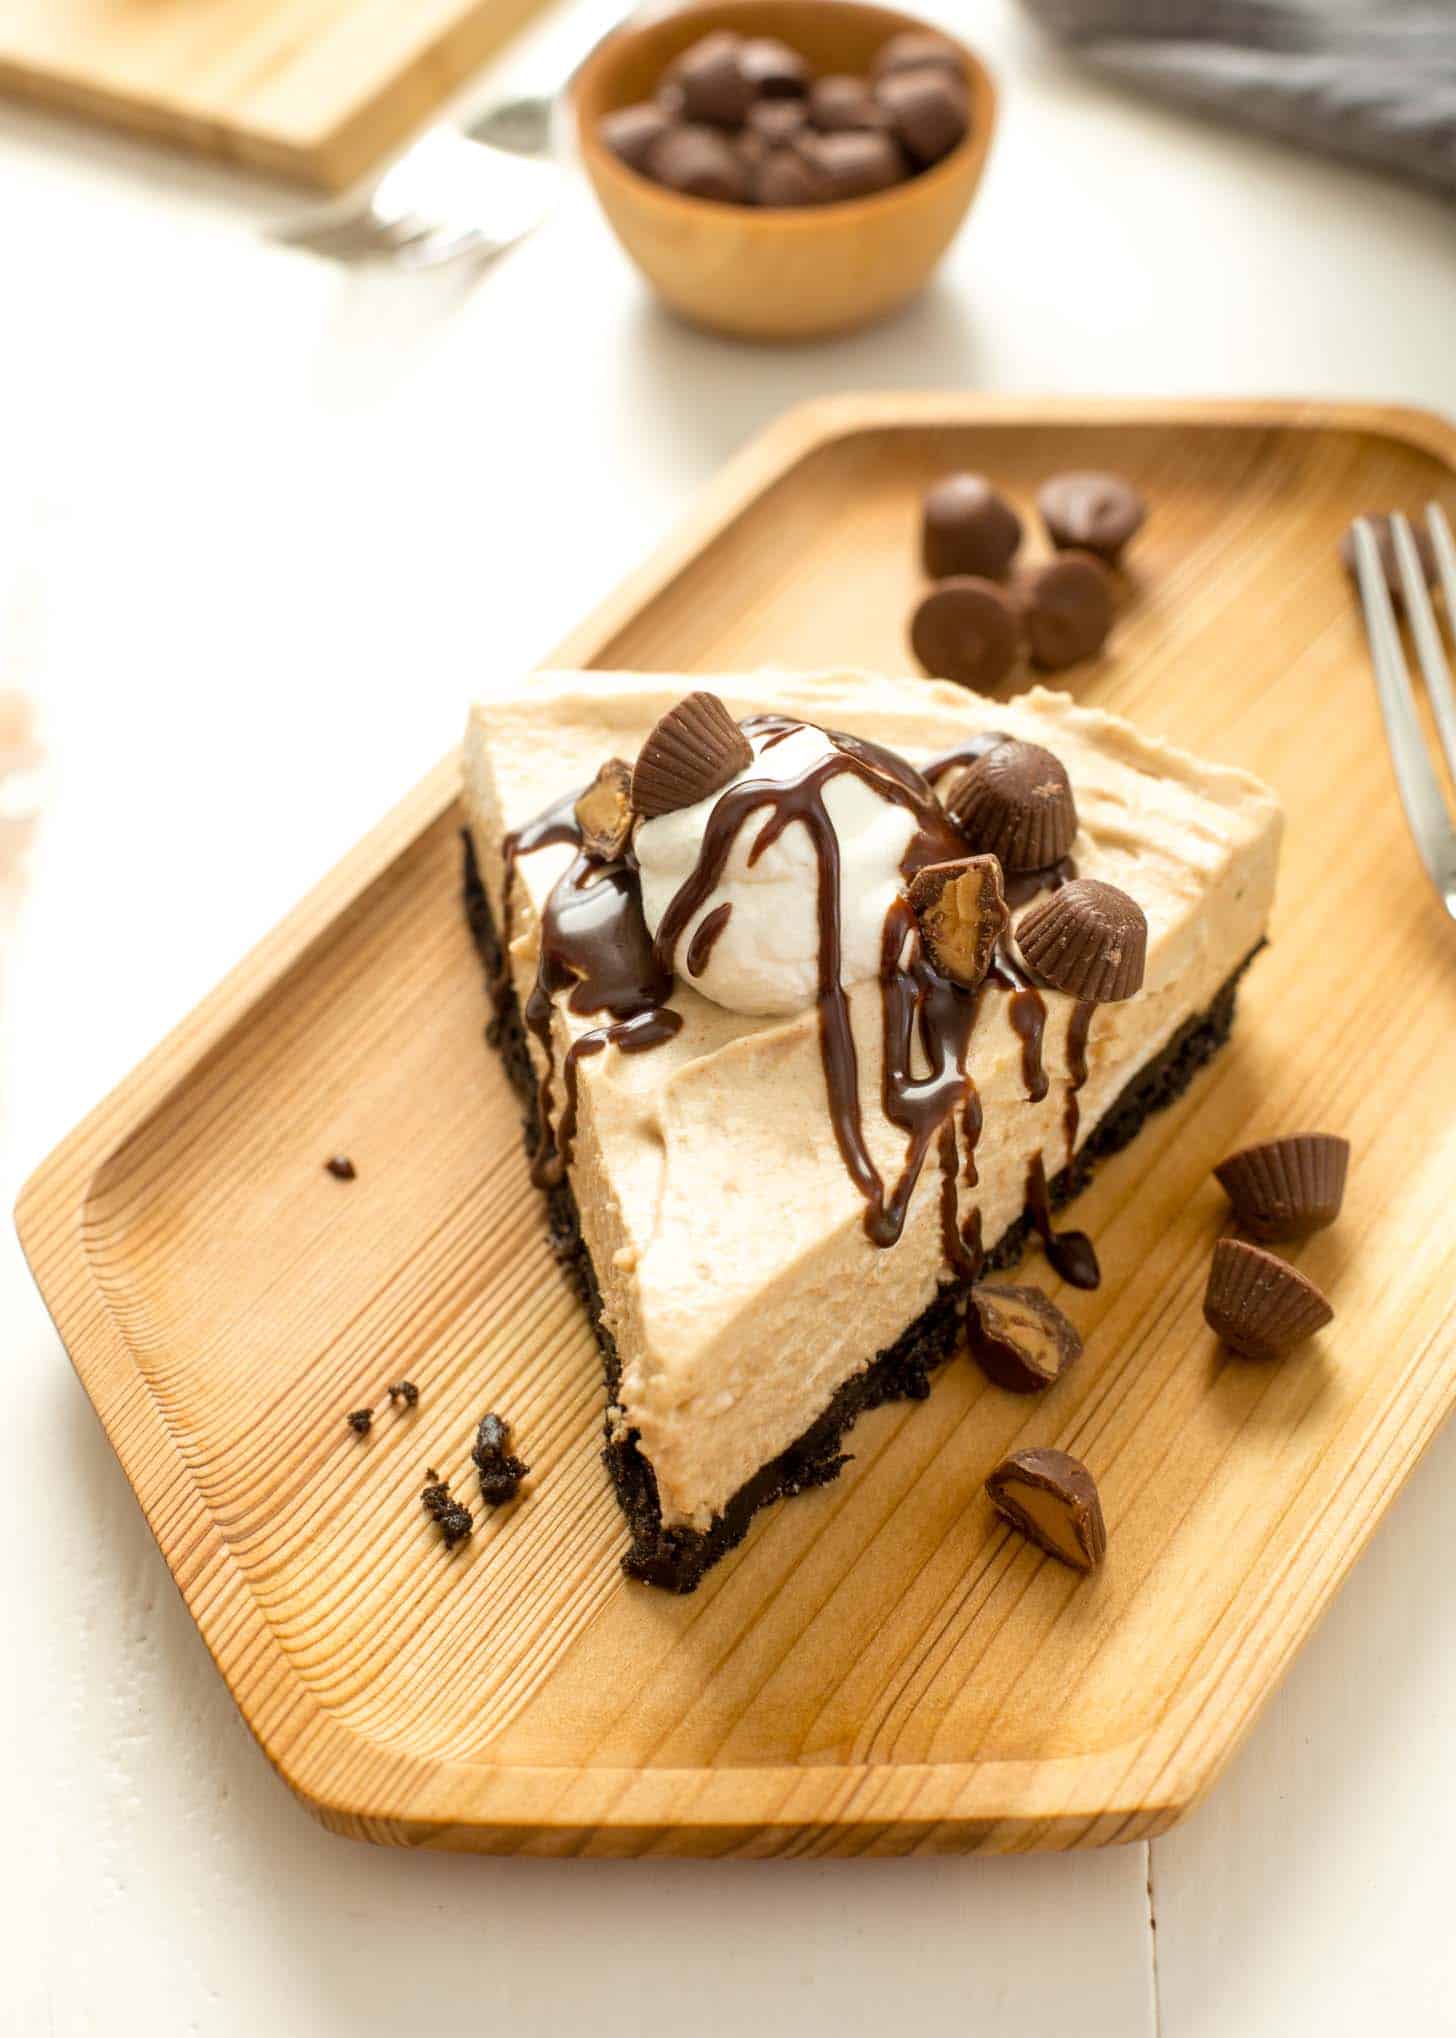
462, 669, 1281, 1590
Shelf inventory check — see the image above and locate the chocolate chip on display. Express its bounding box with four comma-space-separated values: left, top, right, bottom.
1037, 471, 1147, 563
921, 474, 1023, 580
633, 693, 753, 818
1203, 1239, 1334, 1361
749, 144, 829, 208
986, 1447, 1106, 1570
1339, 514, 1439, 605
665, 31, 754, 127
910, 577, 1021, 690
324, 1154, 357, 1181
387, 1380, 420, 1409
1016, 553, 1114, 670
739, 35, 810, 98
421, 1471, 473, 1549
745, 96, 808, 144
574, 758, 635, 861
472, 1411, 530, 1506
945, 739, 1078, 870
1016, 878, 1147, 1002
801, 129, 909, 200
599, 102, 675, 174
873, 30, 966, 83
875, 67, 969, 166
907, 855, 1008, 988
346, 1407, 373, 1436
969, 1283, 1083, 1393
809, 74, 893, 132
1214, 1133, 1350, 1243
645, 123, 750, 203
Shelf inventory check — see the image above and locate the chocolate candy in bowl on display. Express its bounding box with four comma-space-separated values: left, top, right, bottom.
573, 1, 996, 341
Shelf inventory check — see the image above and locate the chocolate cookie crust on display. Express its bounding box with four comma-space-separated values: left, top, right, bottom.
464, 832, 1256, 1592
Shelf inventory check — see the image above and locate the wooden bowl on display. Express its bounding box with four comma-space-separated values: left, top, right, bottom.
571, 1, 996, 342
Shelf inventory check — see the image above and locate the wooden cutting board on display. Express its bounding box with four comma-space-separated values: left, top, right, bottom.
17, 396, 1456, 1857
0, 0, 554, 189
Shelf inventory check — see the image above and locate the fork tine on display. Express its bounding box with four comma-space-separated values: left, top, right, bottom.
1393, 513, 1456, 786
1428, 500, 1456, 634
1353, 519, 1456, 918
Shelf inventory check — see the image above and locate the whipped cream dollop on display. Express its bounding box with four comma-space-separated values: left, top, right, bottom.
635, 722, 919, 1016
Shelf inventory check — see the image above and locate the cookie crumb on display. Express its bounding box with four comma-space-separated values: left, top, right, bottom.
346, 1408, 373, 1436
472, 1412, 530, 1506
325, 1155, 357, 1181
387, 1380, 419, 1409
421, 1471, 473, 1549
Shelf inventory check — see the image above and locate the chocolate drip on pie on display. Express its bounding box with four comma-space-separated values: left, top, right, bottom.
1063, 999, 1095, 1158
502, 797, 677, 1189
492, 787, 581, 1025
1026, 1150, 1100, 1288
685, 900, 733, 977
652, 727, 974, 1246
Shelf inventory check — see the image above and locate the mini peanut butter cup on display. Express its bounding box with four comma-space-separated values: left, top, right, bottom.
875, 67, 969, 167
1214, 1133, 1350, 1242
665, 31, 754, 128
969, 1282, 1082, 1393
574, 758, 635, 860
907, 854, 1008, 988
599, 102, 675, 175
1015, 551, 1114, 670
632, 693, 753, 819
645, 123, 750, 203
945, 739, 1077, 870
1016, 878, 1146, 1001
921, 473, 1022, 580
739, 35, 810, 99
1037, 471, 1147, 564
873, 30, 966, 83
986, 1447, 1106, 1570
1204, 1240, 1333, 1361
909, 576, 1020, 690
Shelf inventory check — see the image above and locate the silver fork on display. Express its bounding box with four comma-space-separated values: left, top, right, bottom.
270, 1, 631, 269
1353, 506, 1456, 921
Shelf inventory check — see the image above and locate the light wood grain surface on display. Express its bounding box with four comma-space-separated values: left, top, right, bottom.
0, 0, 553, 188
18, 393, 1456, 1857
6, 0, 1456, 2020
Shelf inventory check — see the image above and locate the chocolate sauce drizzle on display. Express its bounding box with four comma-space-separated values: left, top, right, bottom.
491, 788, 581, 1025
1026, 1152, 1100, 1289
1063, 1000, 1096, 1159
685, 901, 733, 978
500, 716, 1101, 1285
500, 792, 680, 1189
650, 725, 970, 1248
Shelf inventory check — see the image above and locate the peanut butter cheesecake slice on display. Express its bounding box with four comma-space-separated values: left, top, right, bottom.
462, 670, 1281, 1591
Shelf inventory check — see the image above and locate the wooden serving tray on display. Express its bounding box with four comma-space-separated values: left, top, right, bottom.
0, 0, 552, 190
19, 396, 1456, 1857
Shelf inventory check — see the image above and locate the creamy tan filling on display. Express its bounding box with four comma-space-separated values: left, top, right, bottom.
463, 670, 1282, 1532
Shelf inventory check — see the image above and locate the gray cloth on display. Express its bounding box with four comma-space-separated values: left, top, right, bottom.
1018, 0, 1456, 197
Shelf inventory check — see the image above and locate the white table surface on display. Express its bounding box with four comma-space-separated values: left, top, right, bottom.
3, 4, 1454, 2032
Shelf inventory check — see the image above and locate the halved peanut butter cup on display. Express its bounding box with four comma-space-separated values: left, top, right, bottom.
574, 759, 635, 861
907, 854, 1007, 988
